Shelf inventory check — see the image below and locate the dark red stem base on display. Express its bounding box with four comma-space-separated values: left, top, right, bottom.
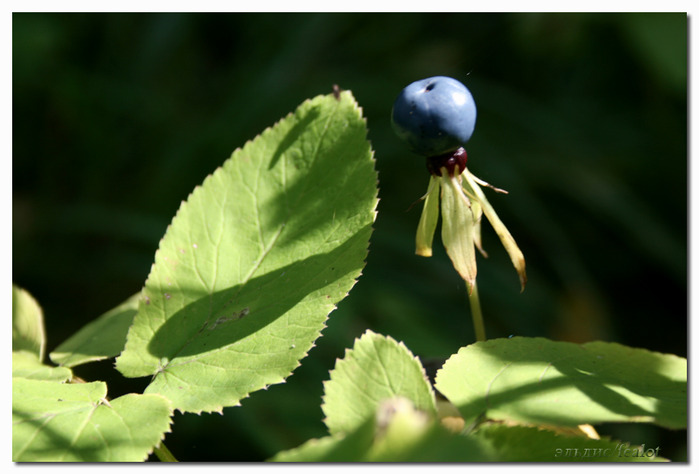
426, 147, 468, 177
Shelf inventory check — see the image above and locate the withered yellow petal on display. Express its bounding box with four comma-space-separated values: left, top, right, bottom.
415, 175, 440, 257
462, 170, 527, 291
470, 198, 488, 258
441, 174, 478, 294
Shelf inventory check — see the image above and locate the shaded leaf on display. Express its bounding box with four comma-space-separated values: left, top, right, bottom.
12, 285, 71, 381
12, 285, 45, 360
12, 351, 72, 382
366, 397, 494, 462
269, 416, 376, 462
435, 337, 686, 429
321, 330, 436, 435
472, 423, 667, 462
12, 378, 173, 462
271, 397, 494, 462
50, 293, 139, 368
116, 91, 378, 413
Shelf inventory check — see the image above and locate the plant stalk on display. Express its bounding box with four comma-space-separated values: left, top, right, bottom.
469, 280, 486, 342
154, 442, 178, 462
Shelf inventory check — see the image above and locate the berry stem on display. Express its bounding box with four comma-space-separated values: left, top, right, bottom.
468, 280, 487, 342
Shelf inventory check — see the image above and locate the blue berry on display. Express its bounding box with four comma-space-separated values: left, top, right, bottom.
391, 76, 477, 157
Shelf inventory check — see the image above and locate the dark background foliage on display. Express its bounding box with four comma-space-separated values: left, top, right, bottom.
13, 13, 687, 461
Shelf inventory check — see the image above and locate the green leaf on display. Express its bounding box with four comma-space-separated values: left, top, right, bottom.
271, 397, 494, 462
12, 378, 173, 462
269, 416, 376, 462
12, 285, 71, 381
116, 91, 378, 413
472, 423, 667, 462
13, 284, 46, 360
321, 330, 436, 435
435, 337, 687, 429
50, 293, 139, 368
365, 397, 494, 462
272, 403, 666, 462
13, 351, 72, 382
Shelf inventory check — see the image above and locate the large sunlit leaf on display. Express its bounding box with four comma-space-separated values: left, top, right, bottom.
435, 337, 686, 429
50, 293, 139, 368
12, 378, 173, 462
321, 330, 436, 435
116, 91, 378, 413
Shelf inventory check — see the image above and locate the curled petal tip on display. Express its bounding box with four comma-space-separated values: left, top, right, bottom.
416, 247, 433, 257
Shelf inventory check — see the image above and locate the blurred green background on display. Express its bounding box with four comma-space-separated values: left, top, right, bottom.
13, 13, 686, 461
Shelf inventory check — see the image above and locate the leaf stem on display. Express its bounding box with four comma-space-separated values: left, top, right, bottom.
154, 442, 178, 462
468, 280, 486, 342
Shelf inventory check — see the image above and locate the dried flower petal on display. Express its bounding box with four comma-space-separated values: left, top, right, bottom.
415, 176, 441, 257
440, 174, 478, 293
462, 170, 527, 291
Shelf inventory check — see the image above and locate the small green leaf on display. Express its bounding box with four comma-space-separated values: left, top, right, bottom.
415, 175, 440, 257
12, 285, 46, 360
50, 293, 139, 368
472, 423, 667, 462
12, 378, 173, 462
13, 351, 72, 382
435, 337, 687, 429
321, 330, 436, 435
116, 91, 378, 413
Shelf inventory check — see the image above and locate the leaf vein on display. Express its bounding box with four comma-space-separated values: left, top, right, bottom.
485, 362, 514, 409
